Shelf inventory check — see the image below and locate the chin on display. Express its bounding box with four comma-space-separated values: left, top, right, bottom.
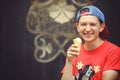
83, 38, 93, 42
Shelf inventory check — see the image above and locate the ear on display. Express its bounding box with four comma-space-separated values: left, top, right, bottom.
76, 23, 79, 32
100, 23, 106, 32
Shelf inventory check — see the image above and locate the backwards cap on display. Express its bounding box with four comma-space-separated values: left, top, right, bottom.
76, 5, 105, 23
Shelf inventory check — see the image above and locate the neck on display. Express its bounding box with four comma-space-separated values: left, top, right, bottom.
84, 38, 104, 50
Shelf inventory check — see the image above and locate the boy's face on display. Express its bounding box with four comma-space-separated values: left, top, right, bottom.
76, 15, 104, 42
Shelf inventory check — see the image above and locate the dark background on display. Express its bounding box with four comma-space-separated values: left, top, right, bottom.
1, 0, 120, 80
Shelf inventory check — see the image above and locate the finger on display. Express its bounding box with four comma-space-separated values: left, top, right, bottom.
67, 50, 79, 57
71, 44, 79, 48
68, 47, 80, 53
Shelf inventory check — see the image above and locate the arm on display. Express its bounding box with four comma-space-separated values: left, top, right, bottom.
61, 61, 75, 80
102, 70, 119, 80
61, 44, 80, 80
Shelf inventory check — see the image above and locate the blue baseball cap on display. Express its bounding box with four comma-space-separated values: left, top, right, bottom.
76, 5, 105, 23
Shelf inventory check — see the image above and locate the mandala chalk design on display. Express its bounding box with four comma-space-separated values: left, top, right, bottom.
26, 0, 95, 63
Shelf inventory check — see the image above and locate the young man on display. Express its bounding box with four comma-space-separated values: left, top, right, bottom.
61, 5, 120, 80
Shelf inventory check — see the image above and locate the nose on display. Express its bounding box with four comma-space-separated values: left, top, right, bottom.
85, 25, 91, 32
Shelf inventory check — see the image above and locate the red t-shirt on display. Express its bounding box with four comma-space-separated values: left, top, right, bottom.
63, 40, 120, 80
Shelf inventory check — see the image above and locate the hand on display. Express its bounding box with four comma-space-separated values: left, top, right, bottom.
66, 44, 80, 62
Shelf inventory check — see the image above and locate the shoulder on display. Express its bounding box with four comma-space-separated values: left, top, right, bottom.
103, 40, 119, 51
99, 40, 120, 58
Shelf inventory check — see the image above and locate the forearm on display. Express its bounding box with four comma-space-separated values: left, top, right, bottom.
102, 70, 119, 80
61, 61, 74, 80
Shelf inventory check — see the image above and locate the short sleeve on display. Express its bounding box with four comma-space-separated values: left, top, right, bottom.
103, 48, 120, 71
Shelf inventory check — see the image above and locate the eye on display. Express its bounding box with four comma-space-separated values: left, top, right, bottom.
80, 23, 86, 27
90, 23, 96, 27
